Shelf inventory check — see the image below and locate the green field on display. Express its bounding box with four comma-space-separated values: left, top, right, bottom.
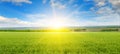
0, 32, 120, 54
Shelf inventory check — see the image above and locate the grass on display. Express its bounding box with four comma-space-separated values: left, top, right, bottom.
0, 32, 120, 54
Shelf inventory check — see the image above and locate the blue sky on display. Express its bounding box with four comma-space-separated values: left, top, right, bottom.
0, 0, 120, 27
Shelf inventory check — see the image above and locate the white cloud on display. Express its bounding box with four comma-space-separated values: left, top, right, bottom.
0, 12, 119, 27
95, 14, 120, 21
0, 16, 31, 27
26, 14, 47, 19
52, 3, 66, 9
87, 0, 120, 26
50, 0, 66, 9
97, 1, 106, 7
94, 0, 106, 7
70, 11, 120, 26
25, 12, 83, 27
94, 14, 120, 26
93, 0, 120, 14
96, 7, 114, 15
109, 0, 120, 6
109, 0, 120, 13
74, 15, 120, 26
0, 0, 32, 5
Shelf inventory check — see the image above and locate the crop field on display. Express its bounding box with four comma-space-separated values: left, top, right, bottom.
0, 32, 120, 54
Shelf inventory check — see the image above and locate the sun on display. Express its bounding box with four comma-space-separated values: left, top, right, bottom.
48, 18, 65, 29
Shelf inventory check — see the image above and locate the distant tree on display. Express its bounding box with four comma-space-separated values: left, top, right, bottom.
74, 29, 86, 32
101, 29, 119, 32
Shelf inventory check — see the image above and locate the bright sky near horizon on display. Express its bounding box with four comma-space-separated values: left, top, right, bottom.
0, 0, 120, 27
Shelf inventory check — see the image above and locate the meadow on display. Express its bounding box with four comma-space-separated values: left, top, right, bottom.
0, 32, 120, 54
